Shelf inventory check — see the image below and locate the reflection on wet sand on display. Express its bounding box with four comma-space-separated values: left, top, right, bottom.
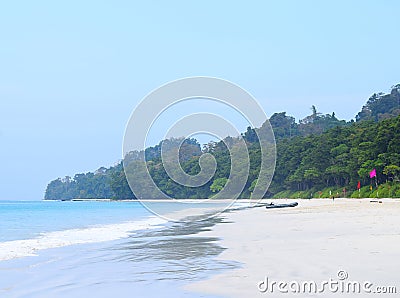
114, 214, 239, 281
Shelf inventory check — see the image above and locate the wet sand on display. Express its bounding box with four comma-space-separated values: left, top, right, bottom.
188, 198, 400, 297
0, 212, 232, 298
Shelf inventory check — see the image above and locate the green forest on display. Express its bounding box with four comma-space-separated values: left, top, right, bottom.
45, 84, 400, 200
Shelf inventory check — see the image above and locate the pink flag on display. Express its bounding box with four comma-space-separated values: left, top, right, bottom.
369, 168, 377, 178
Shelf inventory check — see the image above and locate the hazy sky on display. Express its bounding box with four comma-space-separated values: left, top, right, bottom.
1, 1, 399, 200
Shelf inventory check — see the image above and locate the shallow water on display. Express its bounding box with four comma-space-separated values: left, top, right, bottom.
0, 201, 239, 298
0, 200, 153, 242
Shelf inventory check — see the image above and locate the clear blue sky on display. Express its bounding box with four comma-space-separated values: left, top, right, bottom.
1, 0, 399, 200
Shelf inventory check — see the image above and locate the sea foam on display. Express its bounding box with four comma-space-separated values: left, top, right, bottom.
0, 216, 167, 261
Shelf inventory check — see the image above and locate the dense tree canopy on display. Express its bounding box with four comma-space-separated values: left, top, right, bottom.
356, 85, 400, 122
45, 83, 400, 200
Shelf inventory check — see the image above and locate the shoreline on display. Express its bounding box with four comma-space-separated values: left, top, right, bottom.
43, 197, 400, 202
0, 205, 231, 298
0, 216, 167, 261
0, 200, 241, 262
187, 198, 400, 297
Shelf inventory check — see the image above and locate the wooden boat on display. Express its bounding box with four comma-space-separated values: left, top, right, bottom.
370, 200, 382, 203
265, 202, 298, 209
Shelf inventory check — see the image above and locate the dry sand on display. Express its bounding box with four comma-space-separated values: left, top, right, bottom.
187, 198, 400, 297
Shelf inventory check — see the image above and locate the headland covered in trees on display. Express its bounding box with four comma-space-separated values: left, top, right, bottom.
45, 84, 400, 200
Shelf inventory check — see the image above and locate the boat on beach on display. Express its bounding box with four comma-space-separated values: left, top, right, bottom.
265, 202, 299, 209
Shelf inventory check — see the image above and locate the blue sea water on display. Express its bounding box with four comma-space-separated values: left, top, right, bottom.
0, 200, 237, 298
0, 200, 153, 242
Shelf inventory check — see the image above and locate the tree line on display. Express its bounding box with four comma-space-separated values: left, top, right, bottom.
44, 84, 400, 200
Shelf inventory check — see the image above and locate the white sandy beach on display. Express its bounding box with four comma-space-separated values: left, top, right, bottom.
188, 198, 400, 297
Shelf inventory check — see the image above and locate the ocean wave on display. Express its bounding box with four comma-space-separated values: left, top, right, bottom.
0, 216, 167, 261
